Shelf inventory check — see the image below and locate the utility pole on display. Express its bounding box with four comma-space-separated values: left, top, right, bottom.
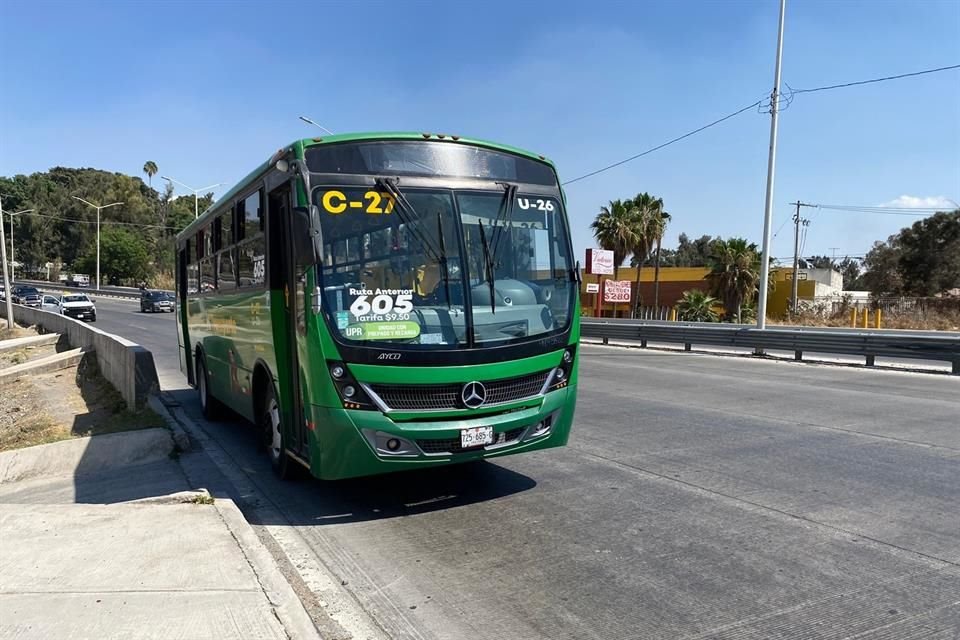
73, 197, 123, 290
756, 0, 787, 329
1, 195, 14, 330
789, 201, 811, 314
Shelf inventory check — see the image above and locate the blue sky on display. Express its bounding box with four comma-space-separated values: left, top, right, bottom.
2, 0, 958, 265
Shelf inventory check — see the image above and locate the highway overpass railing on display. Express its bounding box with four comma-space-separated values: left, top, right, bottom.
581, 318, 960, 374
14, 279, 171, 300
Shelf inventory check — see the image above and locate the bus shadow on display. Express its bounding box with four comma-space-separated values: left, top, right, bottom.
289, 461, 538, 526
162, 388, 539, 525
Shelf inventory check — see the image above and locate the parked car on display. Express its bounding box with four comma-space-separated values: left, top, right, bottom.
58, 294, 97, 322
11, 285, 42, 307
140, 290, 175, 313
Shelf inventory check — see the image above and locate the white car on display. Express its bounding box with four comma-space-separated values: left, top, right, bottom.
55, 294, 97, 322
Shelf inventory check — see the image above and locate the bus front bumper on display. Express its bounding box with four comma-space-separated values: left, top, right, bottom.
308, 385, 576, 480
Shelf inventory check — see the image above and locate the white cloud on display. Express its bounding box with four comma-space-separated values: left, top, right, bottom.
878, 195, 957, 209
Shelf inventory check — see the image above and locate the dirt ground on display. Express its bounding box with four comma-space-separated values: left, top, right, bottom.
0, 353, 165, 452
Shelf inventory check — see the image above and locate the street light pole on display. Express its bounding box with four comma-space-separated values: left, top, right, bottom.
756, 0, 787, 330
73, 197, 123, 290
162, 176, 223, 218
299, 115, 335, 135
0, 195, 14, 330
6, 209, 34, 282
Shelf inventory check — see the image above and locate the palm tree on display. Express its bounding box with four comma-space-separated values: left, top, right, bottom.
143, 161, 158, 187
650, 210, 671, 308
705, 237, 762, 323
627, 193, 663, 317
676, 290, 720, 322
591, 199, 639, 316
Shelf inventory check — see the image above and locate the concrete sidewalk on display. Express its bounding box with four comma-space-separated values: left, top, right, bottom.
0, 432, 320, 640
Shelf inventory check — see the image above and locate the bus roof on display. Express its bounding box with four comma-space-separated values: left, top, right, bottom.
177, 132, 556, 240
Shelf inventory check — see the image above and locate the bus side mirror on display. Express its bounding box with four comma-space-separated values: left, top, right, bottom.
292, 206, 323, 266
574, 261, 582, 283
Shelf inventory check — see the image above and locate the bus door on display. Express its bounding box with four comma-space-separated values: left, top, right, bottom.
176, 246, 194, 385
268, 183, 308, 459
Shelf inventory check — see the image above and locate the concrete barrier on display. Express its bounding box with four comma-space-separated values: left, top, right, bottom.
10, 305, 159, 410
0, 428, 174, 485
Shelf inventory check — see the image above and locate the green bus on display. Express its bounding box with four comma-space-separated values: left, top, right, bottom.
175, 132, 580, 480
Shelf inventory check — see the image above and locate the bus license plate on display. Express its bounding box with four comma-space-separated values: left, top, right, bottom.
461, 426, 493, 449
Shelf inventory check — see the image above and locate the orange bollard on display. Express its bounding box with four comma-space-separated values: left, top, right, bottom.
850, 307, 857, 328
670, 307, 677, 322
862, 308, 869, 329
875, 309, 882, 329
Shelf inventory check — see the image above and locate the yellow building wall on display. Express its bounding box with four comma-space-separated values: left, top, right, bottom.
580, 266, 815, 318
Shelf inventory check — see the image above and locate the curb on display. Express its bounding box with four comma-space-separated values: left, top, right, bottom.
0, 332, 60, 353
0, 347, 84, 383
214, 497, 324, 640
148, 393, 323, 640
0, 428, 174, 485
148, 394, 191, 452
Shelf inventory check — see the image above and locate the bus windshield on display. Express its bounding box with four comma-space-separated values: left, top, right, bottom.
315, 185, 574, 348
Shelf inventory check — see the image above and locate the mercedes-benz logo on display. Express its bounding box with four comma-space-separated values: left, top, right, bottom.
461, 381, 487, 409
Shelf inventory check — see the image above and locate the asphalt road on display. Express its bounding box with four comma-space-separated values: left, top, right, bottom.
91, 297, 960, 639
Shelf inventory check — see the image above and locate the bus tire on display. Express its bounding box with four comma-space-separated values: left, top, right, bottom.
197, 355, 224, 421
260, 384, 294, 480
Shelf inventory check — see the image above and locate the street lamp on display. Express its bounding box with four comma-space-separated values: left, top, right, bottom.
161, 176, 223, 219
3, 208, 33, 282
73, 196, 123, 290
298, 115, 334, 135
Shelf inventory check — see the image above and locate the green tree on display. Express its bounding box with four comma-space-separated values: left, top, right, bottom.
897, 210, 960, 295
837, 256, 863, 290
75, 227, 150, 286
801, 255, 835, 269
143, 161, 158, 187
705, 237, 762, 323
676, 289, 719, 322
862, 238, 903, 297
656, 233, 716, 267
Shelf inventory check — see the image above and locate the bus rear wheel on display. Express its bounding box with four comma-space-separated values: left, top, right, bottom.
260, 385, 294, 480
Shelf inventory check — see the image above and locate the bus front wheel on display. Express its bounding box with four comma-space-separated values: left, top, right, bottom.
260, 385, 294, 480
197, 356, 224, 420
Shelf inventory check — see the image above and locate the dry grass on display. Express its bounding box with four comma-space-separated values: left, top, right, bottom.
151, 272, 175, 291
771, 309, 960, 332
0, 356, 165, 452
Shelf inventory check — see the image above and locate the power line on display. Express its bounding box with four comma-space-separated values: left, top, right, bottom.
790, 64, 960, 94
561, 100, 762, 185
19, 210, 180, 230
563, 63, 959, 188
811, 204, 948, 216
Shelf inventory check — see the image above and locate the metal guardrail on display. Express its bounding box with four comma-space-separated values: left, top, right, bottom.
14, 280, 173, 300
581, 318, 960, 374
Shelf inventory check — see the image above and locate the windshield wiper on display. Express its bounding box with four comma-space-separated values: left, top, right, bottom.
436, 210, 452, 309
477, 221, 496, 314
491, 182, 518, 258
375, 177, 445, 267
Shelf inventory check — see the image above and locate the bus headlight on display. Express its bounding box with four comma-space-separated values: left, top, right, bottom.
327, 361, 375, 410
548, 346, 576, 391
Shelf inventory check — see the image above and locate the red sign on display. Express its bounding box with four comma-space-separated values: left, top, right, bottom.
586, 248, 614, 275
603, 280, 632, 303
